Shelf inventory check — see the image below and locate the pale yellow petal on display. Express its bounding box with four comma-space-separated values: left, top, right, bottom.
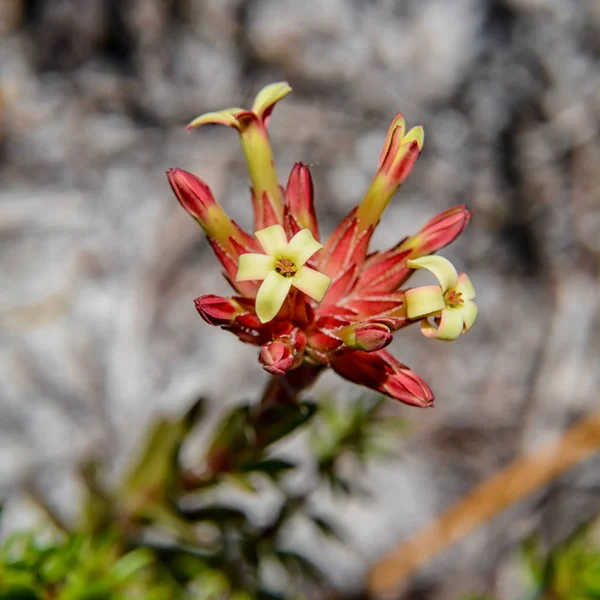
255, 271, 293, 323
283, 229, 323, 267
251, 82, 292, 118
455, 273, 476, 300
292, 266, 331, 302
255, 224, 288, 256
459, 300, 478, 331
186, 108, 245, 130
405, 285, 446, 319
236, 253, 275, 282
402, 125, 425, 151
421, 308, 464, 341
407, 255, 458, 293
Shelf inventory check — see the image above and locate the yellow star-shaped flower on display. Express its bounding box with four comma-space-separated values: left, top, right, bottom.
237, 225, 332, 323
405, 255, 477, 341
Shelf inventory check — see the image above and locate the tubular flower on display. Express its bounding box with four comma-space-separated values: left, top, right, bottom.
168, 82, 477, 407
186, 82, 291, 231
405, 256, 478, 341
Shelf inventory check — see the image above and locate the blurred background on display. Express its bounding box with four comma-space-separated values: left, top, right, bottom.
0, 0, 599, 598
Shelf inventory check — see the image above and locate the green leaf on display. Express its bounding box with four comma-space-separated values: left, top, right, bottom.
120, 398, 206, 517
110, 548, 154, 583
240, 458, 296, 478
180, 504, 248, 524
254, 401, 317, 448
205, 404, 253, 472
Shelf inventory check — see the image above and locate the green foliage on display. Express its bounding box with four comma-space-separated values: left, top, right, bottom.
0, 392, 406, 599
311, 395, 407, 496
0, 531, 176, 599
463, 523, 600, 600
521, 526, 600, 600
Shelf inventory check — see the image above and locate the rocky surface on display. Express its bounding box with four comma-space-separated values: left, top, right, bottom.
0, 0, 599, 598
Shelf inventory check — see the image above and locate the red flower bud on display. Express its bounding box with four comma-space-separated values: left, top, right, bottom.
285, 163, 319, 241
357, 206, 472, 293
194, 294, 244, 326
402, 205, 472, 258
167, 168, 218, 227
260, 340, 295, 375
331, 350, 434, 407
259, 330, 307, 375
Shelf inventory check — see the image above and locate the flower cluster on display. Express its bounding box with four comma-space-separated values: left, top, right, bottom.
167, 83, 477, 407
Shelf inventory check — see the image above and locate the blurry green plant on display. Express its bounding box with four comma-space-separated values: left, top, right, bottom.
463, 522, 600, 600
521, 525, 600, 600
0, 392, 407, 599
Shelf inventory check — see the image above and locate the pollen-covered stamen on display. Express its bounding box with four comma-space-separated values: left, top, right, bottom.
444, 288, 463, 307
275, 258, 297, 278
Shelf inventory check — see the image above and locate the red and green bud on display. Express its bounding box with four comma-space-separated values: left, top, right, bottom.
339, 322, 392, 352
398, 205, 472, 258
168, 168, 260, 297
356, 114, 424, 231
167, 168, 253, 252
331, 350, 434, 408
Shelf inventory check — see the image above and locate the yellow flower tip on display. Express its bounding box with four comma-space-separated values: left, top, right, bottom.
455, 272, 476, 300
251, 82, 292, 119
421, 308, 464, 341
403, 125, 425, 151
460, 299, 478, 331
256, 224, 288, 256
283, 228, 323, 267
293, 266, 331, 302
255, 271, 293, 323
407, 255, 458, 292
186, 108, 246, 131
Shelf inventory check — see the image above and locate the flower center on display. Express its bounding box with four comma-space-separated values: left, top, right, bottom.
275, 258, 297, 278
444, 289, 463, 307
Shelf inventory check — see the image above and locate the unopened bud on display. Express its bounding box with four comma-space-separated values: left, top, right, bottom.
260, 340, 295, 375
356, 114, 424, 231
400, 205, 472, 258
167, 168, 239, 246
259, 330, 307, 375
331, 350, 434, 408
340, 323, 392, 352
285, 163, 319, 239
195, 294, 244, 326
